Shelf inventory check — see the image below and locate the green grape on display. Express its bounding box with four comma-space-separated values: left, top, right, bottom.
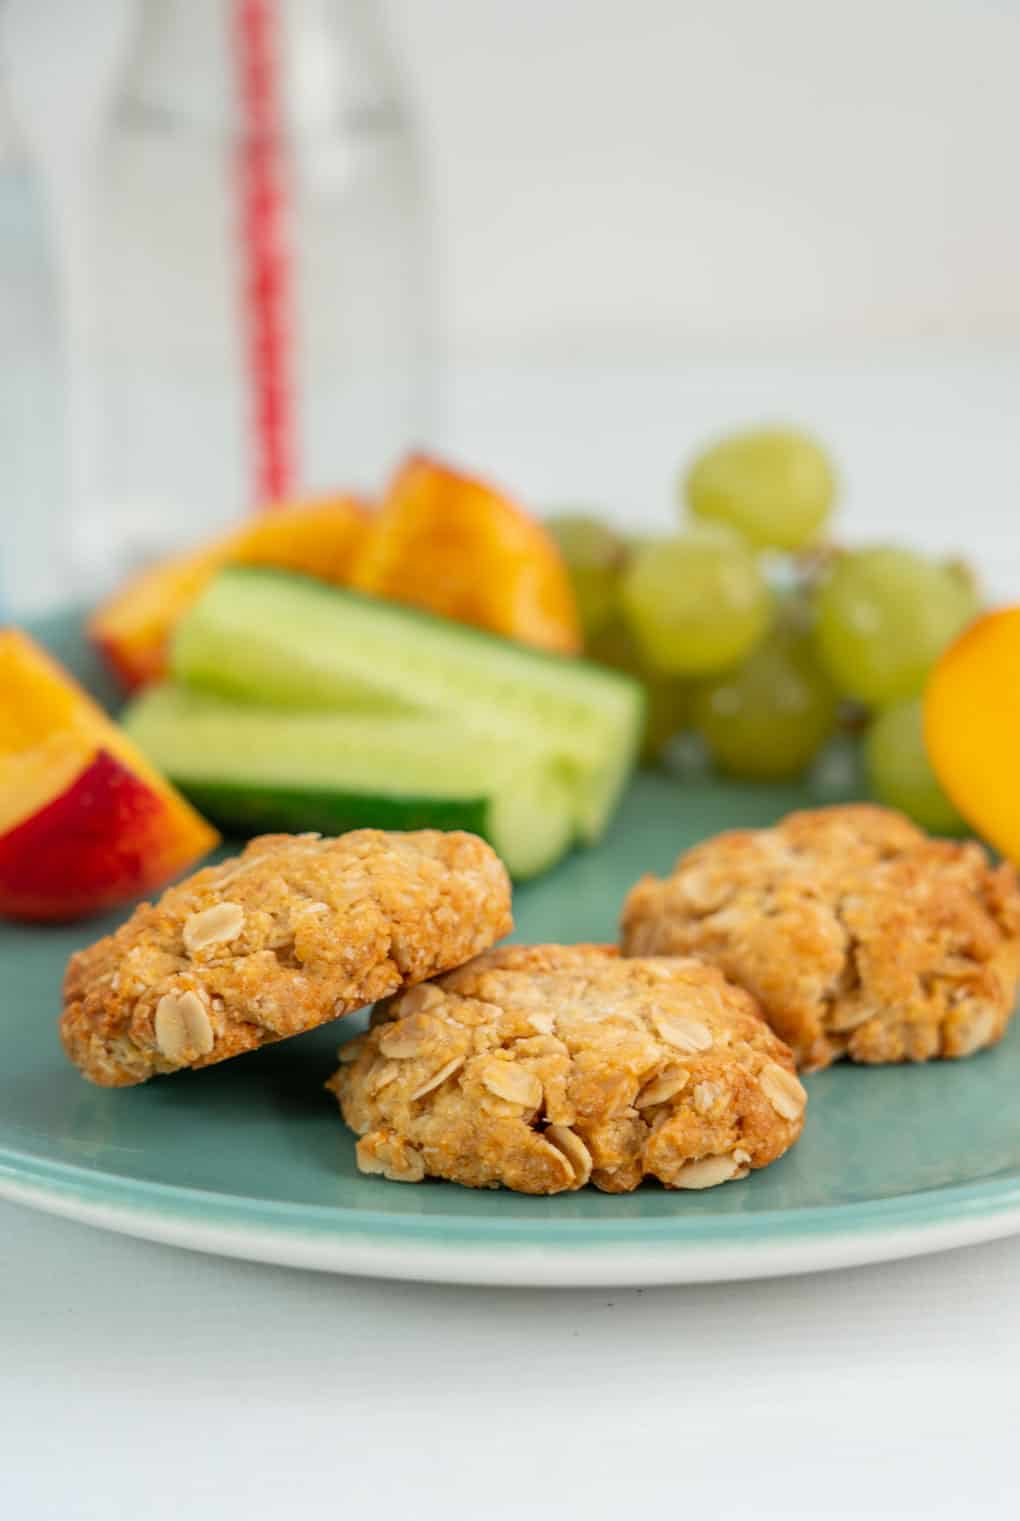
814, 547, 980, 706
588, 620, 691, 765
686, 426, 836, 550
546, 514, 626, 642
692, 625, 837, 780
865, 698, 966, 834
620, 526, 770, 676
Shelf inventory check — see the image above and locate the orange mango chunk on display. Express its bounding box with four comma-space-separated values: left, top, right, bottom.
90, 493, 368, 690
925, 606, 1020, 862
350, 454, 582, 655
0, 630, 219, 921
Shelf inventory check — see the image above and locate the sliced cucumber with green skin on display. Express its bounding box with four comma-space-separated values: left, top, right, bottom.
171, 568, 644, 842
123, 685, 574, 881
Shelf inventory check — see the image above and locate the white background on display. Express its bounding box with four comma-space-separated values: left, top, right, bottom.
4, 0, 1020, 361
4, 5, 1020, 1518
4, 0, 1020, 586
388, 0, 1020, 360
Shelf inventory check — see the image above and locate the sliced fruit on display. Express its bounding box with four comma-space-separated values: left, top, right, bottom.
350, 454, 582, 655
0, 629, 218, 922
924, 607, 1020, 859
89, 493, 368, 690
124, 685, 574, 881
90, 554, 221, 692
172, 567, 643, 843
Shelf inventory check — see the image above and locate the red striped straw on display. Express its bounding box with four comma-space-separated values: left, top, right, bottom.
232, 0, 296, 507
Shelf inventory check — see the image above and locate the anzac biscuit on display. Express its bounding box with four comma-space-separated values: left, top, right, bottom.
621, 804, 1020, 1070
61, 829, 512, 1086
329, 944, 804, 1194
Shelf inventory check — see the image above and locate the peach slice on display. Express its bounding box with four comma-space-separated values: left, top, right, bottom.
0, 630, 218, 922
924, 606, 1020, 862
350, 455, 582, 655
90, 493, 368, 690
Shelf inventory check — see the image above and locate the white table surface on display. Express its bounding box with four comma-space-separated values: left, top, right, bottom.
4, 1202, 1020, 1520
4, 353, 1020, 1520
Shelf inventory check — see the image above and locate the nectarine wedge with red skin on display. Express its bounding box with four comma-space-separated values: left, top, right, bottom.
0, 748, 211, 923
0, 630, 218, 923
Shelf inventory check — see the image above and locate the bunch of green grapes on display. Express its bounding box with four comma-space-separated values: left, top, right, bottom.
549, 424, 980, 826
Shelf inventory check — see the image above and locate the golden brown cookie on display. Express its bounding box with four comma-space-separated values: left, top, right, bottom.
621, 804, 1020, 1071
328, 944, 804, 1195
61, 829, 512, 1086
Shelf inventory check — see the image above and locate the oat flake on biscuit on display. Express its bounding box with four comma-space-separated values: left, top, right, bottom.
60, 829, 512, 1087
329, 943, 805, 1195
620, 803, 1020, 1071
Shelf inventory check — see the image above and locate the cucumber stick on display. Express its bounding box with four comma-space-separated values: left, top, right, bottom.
123, 685, 574, 881
172, 568, 643, 841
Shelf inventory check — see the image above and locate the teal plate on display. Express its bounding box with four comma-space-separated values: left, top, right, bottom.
3, 611, 1020, 1286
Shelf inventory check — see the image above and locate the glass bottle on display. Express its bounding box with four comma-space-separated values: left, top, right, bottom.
89, 0, 433, 578
0, 102, 66, 616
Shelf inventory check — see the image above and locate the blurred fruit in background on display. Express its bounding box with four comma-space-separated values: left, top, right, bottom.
351, 456, 581, 655
91, 451, 583, 694
865, 696, 965, 835
546, 515, 627, 644
620, 525, 770, 676
90, 493, 367, 689
553, 422, 985, 835
685, 426, 836, 550
925, 608, 1020, 861
692, 622, 837, 781
813, 546, 980, 707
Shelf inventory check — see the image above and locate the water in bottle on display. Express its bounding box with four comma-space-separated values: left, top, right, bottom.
89, 0, 433, 577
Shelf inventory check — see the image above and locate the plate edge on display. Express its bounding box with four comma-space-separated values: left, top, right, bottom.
5, 1165, 1020, 1287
